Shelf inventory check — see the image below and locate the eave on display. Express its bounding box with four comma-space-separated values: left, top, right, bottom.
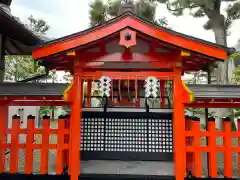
0, 9, 43, 53
32, 12, 232, 61
1, 83, 240, 103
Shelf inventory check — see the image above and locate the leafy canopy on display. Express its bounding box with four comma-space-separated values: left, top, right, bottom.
4, 15, 50, 82
155, 0, 240, 38
89, 0, 169, 27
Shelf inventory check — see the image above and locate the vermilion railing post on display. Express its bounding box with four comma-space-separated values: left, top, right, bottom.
185, 115, 193, 174
9, 115, 20, 174
223, 117, 232, 178
63, 115, 70, 173
0, 103, 8, 173
191, 116, 201, 177
238, 118, 240, 176
56, 115, 65, 174
68, 115, 72, 175
208, 117, 217, 178
40, 115, 50, 174
24, 115, 35, 174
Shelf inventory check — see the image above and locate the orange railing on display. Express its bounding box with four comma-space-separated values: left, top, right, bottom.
0, 115, 70, 175
185, 116, 240, 178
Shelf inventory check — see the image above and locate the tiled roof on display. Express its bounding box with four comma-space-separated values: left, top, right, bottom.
1, 83, 240, 100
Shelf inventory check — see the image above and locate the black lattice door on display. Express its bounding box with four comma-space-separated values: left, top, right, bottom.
81, 112, 173, 161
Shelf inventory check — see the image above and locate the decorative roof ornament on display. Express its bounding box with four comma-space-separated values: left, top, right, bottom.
119, 28, 137, 48
118, 0, 136, 15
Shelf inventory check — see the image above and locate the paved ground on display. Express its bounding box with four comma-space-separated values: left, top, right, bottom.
3, 120, 240, 177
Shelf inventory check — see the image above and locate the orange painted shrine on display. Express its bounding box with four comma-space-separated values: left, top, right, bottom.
0, 12, 238, 180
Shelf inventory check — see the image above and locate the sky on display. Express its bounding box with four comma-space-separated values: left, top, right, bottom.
10, 0, 240, 47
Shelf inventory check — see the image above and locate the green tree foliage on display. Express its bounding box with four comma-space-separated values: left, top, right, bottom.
4, 15, 50, 82
156, 0, 240, 82
4, 56, 45, 81
26, 15, 50, 34
156, 0, 240, 127
89, 0, 169, 27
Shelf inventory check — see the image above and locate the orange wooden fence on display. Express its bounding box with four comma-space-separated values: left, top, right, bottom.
185, 116, 240, 178
0, 114, 70, 175
2, 113, 240, 178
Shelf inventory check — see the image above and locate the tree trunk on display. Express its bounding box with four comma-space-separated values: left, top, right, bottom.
212, 24, 227, 84
212, 15, 231, 125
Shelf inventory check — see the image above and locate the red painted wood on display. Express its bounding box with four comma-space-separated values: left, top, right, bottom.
0, 103, 8, 173
24, 117, 35, 174
191, 120, 202, 177
56, 119, 65, 175
223, 118, 232, 178
173, 68, 186, 180
32, 16, 227, 60
69, 70, 83, 180
208, 120, 217, 178
40, 118, 50, 174
238, 119, 240, 177
9, 117, 20, 173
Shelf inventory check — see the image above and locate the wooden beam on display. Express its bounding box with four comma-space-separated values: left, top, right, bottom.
0, 96, 63, 101
81, 71, 177, 80
185, 103, 240, 108
9, 101, 69, 106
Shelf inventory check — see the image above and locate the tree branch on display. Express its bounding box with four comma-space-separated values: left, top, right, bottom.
214, 0, 221, 13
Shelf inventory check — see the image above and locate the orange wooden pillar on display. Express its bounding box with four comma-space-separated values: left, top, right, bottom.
208, 117, 217, 178
40, 115, 50, 174
0, 102, 8, 173
69, 67, 83, 180
223, 117, 232, 178
185, 115, 194, 175
24, 115, 35, 174
56, 115, 67, 175
160, 80, 165, 108
63, 115, 70, 170
191, 116, 201, 177
10, 115, 20, 173
238, 118, 240, 176
173, 69, 186, 180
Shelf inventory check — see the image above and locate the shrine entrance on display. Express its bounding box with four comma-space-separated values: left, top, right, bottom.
9, 11, 228, 180
60, 70, 188, 179
75, 73, 175, 162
